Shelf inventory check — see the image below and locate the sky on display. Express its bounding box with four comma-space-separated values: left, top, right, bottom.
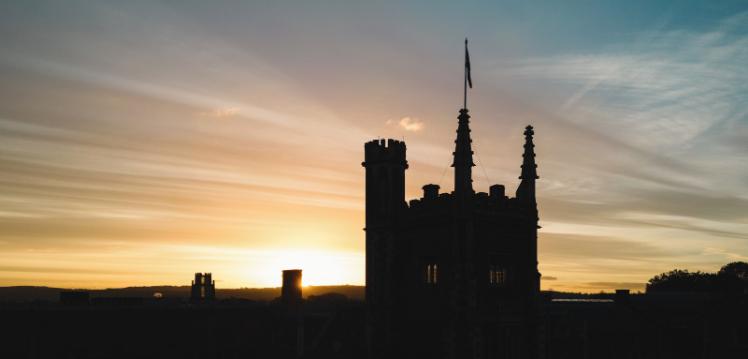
0, 0, 746, 291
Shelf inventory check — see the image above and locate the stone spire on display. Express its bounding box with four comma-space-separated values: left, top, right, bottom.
516, 125, 538, 205
452, 108, 475, 196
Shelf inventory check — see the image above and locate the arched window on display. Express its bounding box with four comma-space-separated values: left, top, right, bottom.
425, 263, 438, 284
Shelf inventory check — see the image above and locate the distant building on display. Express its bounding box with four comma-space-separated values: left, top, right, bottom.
190, 273, 216, 301
363, 111, 541, 357
282, 269, 303, 306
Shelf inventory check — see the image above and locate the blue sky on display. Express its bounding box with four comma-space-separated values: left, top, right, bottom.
0, 0, 746, 290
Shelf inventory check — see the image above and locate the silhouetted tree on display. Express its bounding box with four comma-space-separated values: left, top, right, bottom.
717, 261, 748, 294
718, 262, 748, 280
646, 262, 748, 294
646, 269, 717, 293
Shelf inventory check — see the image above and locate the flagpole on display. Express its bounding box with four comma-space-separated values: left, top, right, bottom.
464, 38, 468, 110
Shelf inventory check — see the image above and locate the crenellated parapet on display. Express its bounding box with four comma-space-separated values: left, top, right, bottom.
363, 139, 408, 169
404, 182, 531, 220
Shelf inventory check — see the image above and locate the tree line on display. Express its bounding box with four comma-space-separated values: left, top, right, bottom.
646, 261, 748, 293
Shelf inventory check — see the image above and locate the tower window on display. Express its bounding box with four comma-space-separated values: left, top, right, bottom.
425, 264, 438, 284
489, 265, 506, 286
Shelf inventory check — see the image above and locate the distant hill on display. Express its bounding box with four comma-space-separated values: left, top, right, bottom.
0, 285, 365, 302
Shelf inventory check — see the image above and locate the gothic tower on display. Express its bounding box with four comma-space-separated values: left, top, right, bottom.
362, 139, 408, 358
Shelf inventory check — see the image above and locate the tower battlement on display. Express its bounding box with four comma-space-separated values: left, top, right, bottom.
190, 272, 215, 302
363, 139, 408, 168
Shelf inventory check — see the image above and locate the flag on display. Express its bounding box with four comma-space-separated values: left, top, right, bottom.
465, 38, 472, 88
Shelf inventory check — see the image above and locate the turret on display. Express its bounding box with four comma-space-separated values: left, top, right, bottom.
362, 139, 408, 359
362, 139, 408, 228
190, 272, 215, 301
516, 125, 541, 295
452, 109, 475, 197
516, 125, 538, 208
204, 273, 215, 300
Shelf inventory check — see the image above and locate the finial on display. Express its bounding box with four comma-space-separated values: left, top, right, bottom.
519, 125, 538, 181
452, 108, 475, 196
516, 125, 538, 204
524, 125, 534, 136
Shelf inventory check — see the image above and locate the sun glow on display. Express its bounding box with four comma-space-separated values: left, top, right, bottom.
267, 249, 363, 286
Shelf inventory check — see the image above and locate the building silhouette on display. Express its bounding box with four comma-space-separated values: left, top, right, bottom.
363, 107, 540, 358
280, 269, 305, 358
282, 269, 303, 307
190, 272, 216, 301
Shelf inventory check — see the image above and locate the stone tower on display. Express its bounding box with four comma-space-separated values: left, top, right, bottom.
361, 139, 408, 358
190, 272, 216, 301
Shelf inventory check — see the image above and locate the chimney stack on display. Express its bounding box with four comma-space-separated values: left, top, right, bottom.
490, 184, 505, 199
282, 269, 303, 306
422, 184, 440, 200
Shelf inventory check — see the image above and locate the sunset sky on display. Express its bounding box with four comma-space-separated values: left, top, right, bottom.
0, 1, 746, 291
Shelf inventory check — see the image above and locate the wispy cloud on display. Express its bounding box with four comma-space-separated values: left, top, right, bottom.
499, 12, 748, 291
398, 117, 424, 131
387, 116, 425, 132
199, 107, 239, 118
502, 12, 748, 149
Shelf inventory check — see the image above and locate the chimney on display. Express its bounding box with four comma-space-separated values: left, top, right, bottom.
422, 184, 440, 200
615, 289, 630, 305
489, 184, 505, 199
282, 269, 303, 306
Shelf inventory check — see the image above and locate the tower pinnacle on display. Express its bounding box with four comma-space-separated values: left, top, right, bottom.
452, 108, 475, 196
516, 125, 538, 205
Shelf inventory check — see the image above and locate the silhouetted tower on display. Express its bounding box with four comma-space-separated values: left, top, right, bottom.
190, 272, 215, 301
363, 139, 408, 227
204, 273, 215, 299
516, 125, 538, 207
282, 269, 303, 306
453, 108, 475, 198
517, 125, 541, 293
362, 139, 408, 358
280, 269, 305, 358
448, 106, 480, 359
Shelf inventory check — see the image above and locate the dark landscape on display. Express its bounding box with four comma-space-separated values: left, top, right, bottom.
0, 284, 366, 303
1, 262, 746, 358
